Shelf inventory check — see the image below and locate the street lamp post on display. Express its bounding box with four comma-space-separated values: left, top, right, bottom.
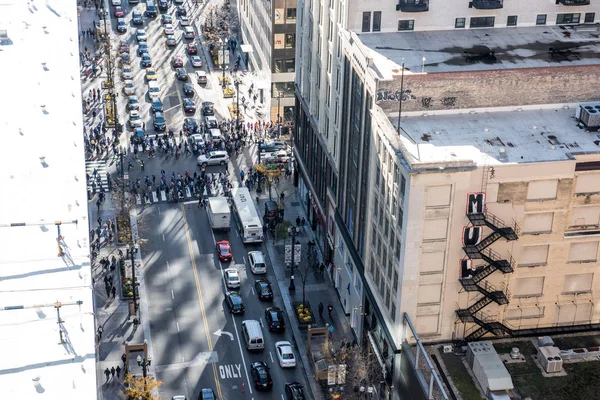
126, 243, 139, 316
136, 354, 152, 378
235, 79, 240, 135
287, 226, 299, 292
221, 37, 228, 88
277, 91, 282, 138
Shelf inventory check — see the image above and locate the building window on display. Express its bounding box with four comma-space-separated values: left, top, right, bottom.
398, 20, 414, 31
455, 17, 466, 28
585, 13, 595, 23
536, 14, 547, 25
507, 15, 517, 26
373, 11, 382, 32
362, 12, 371, 32
286, 7, 297, 20
285, 59, 295, 72
285, 33, 295, 49
557, 13, 580, 24
470, 16, 495, 28
274, 59, 283, 73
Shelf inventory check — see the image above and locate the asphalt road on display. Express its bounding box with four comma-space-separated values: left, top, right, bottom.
110, 2, 308, 399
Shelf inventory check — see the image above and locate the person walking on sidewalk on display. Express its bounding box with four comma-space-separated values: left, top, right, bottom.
318, 302, 324, 318
116, 365, 122, 378
104, 367, 110, 383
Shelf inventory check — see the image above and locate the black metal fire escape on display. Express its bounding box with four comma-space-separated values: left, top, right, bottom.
456, 209, 519, 341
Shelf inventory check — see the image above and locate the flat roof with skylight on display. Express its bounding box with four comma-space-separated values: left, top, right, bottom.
385, 105, 600, 167
0, 1, 96, 398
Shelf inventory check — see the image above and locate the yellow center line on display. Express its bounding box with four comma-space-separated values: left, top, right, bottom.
181, 205, 224, 400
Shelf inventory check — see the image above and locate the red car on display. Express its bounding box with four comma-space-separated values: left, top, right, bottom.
216, 240, 232, 262
113, 6, 124, 17
171, 55, 184, 68
186, 43, 198, 55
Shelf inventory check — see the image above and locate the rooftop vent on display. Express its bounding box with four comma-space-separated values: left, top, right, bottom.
577, 104, 600, 129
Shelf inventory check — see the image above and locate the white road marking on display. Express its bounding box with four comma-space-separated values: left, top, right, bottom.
210, 229, 253, 394
171, 290, 174, 300
269, 351, 274, 363
176, 322, 180, 332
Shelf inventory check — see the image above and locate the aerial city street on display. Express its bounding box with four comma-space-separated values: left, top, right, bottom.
3, 0, 600, 399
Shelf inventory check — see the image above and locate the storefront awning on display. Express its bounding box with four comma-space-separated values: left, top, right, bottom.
240, 44, 253, 53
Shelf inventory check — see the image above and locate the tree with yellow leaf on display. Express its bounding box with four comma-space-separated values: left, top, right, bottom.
119, 374, 162, 400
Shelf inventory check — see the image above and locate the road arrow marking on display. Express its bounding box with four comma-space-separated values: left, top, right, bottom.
213, 329, 234, 341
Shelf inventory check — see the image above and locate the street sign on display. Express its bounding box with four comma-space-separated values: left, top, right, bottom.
294, 244, 301, 264
327, 365, 337, 385
284, 244, 292, 263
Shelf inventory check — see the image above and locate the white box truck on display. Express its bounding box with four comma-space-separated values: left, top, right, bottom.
208, 196, 231, 231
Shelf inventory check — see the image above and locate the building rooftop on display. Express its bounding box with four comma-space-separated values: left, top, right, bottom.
387, 105, 600, 167
0, 1, 96, 398
358, 24, 600, 77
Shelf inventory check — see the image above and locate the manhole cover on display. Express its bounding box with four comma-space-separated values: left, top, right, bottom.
291, 202, 300, 206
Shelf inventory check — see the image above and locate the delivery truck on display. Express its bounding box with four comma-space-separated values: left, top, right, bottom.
207, 196, 231, 231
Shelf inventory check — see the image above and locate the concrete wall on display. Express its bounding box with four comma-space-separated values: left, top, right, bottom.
375, 65, 600, 112
347, 0, 597, 32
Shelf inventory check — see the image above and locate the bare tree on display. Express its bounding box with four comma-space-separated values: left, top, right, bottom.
326, 340, 385, 399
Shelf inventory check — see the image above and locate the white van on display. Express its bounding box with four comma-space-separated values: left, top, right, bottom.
241, 320, 264, 352
148, 80, 160, 99
209, 128, 223, 143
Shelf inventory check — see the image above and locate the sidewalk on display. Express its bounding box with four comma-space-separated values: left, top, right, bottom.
252, 176, 355, 400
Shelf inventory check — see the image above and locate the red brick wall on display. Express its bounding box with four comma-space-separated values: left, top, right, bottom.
375, 65, 600, 112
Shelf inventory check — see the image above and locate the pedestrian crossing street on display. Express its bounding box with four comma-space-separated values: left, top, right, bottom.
134, 185, 227, 205
86, 160, 110, 191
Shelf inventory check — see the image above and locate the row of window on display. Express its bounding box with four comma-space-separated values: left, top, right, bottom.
394, 12, 596, 31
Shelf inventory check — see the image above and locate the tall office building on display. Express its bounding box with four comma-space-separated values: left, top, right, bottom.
237, 0, 297, 123
294, 0, 600, 397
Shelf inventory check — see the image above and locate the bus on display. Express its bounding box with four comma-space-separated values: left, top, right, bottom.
231, 187, 264, 243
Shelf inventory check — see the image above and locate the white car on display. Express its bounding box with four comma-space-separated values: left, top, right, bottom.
224, 268, 241, 289
248, 251, 267, 274
191, 56, 202, 68
129, 110, 143, 128
121, 65, 133, 79
183, 26, 195, 39
180, 16, 190, 26
163, 24, 175, 36
275, 341, 296, 368
123, 79, 135, 95
148, 80, 161, 99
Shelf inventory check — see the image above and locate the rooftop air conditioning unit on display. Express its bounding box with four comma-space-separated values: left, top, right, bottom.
577, 104, 600, 128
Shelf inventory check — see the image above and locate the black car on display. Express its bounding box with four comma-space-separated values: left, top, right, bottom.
175, 67, 189, 81
202, 101, 214, 116
132, 11, 144, 25
199, 388, 216, 400
183, 82, 195, 96
251, 362, 272, 391
183, 118, 198, 133
284, 382, 305, 400
153, 112, 166, 131
176, 5, 187, 16
265, 307, 286, 332
254, 279, 273, 301
151, 98, 163, 113
224, 291, 245, 314
183, 98, 196, 113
